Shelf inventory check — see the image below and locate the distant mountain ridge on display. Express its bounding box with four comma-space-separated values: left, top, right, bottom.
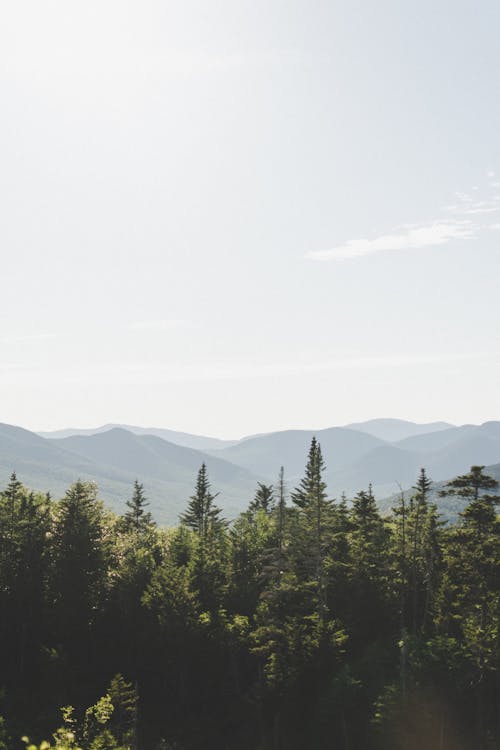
38, 423, 238, 451
344, 418, 455, 442
0, 423, 260, 524
3, 417, 499, 524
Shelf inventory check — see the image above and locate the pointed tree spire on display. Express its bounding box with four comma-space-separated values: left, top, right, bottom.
180, 463, 224, 536
249, 482, 275, 514
123, 480, 155, 533
291, 436, 327, 510
291, 437, 331, 622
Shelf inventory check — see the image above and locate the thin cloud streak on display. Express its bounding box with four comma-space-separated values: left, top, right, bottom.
306, 222, 474, 262
306, 178, 500, 262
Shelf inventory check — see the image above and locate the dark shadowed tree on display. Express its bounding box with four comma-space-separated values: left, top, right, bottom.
123, 480, 155, 534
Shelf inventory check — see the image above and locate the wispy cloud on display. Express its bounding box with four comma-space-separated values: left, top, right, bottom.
447, 189, 500, 216
306, 176, 500, 262
306, 222, 474, 262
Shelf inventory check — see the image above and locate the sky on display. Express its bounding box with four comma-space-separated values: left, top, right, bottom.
1, 0, 500, 438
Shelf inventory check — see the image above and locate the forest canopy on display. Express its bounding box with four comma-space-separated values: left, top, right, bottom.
0, 441, 499, 750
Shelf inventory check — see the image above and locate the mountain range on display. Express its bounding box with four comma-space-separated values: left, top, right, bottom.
0, 418, 499, 523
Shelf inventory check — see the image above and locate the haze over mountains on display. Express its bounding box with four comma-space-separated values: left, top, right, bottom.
38, 424, 237, 451
1, 418, 500, 523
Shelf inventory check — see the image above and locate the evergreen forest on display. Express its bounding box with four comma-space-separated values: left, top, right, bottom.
1, 438, 499, 750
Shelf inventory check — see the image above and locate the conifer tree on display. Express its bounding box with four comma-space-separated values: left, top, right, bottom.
276, 466, 287, 561
291, 438, 331, 622
437, 467, 500, 745
349, 484, 386, 572
123, 480, 155, 533
438, 466, 500, 632
50, 481, 110, 667
407, 468, 441, 633
439, 465, 500, 523
0, 476, 50, 688
107, 674, 139, 750
181, 465, 227, 612
0, 473, 24, 573
249, 483, 275, 514
260, 467, 288, 594
346, 486, 390, 642
180, 463, 224, 537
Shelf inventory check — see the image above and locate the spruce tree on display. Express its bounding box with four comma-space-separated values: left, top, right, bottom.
291, 437, 331, 622
439, 465, 500, 524
123, 480, 155, 533
50, 480, 110, 669
180, 463, 224, 537
181, 465, 227, 612
407, 468, 440, 633
260, 466, 288, 594
276, 466, 287, 559
346, 486, 390, 643
249, 483, 275, 514
0, 476, 50, 689
437, 467, 500, 745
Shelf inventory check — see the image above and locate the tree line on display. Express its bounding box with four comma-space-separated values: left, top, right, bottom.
0, 437, 499, 749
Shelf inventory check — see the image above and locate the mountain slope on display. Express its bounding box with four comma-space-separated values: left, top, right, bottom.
334, 444, 421, 494
55, 429, 258, 488
209, 427, 384, 484
394, 424, 476, 452
345, 418, 455, 442
426, 422, 500, 479
38, 423, 237, 451
4, 420, 500, 525
335, 422, 500, 501
0, 424, 261, 523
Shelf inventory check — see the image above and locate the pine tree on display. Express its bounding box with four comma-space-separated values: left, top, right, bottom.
346, 486, 390, 644
409, 469, 443, 633
0, 476, 50, 689
291, 438, 331, 623
249, 483, 275, 514
439, 465, 500, 525
107, 674, 139, 750
181, 465, 227, 612
50, 481, 110, 669
123, 480, 155, 533
436, 467, 500, 746
349, 484, 386, 574
276, 466, 287, 561
260, 467, 289, 595
0, 473, 24, 575
180, 464, 224, 537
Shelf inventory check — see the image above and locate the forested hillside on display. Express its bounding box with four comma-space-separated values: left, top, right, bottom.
3, 420, 500, 523
1, 439, 499, 749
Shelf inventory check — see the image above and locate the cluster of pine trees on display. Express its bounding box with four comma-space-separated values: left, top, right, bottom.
1, 438, 499, 749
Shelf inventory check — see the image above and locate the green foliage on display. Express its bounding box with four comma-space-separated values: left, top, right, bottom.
248, 482, 274, 514
3, 462, 500, 749
22, 675, 137, 750
180, 463, 224, 536
122, 481, 155, 535
0, 716, 8, 750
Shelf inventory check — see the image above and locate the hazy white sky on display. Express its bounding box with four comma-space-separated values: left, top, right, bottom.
1, 0, 500, 437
